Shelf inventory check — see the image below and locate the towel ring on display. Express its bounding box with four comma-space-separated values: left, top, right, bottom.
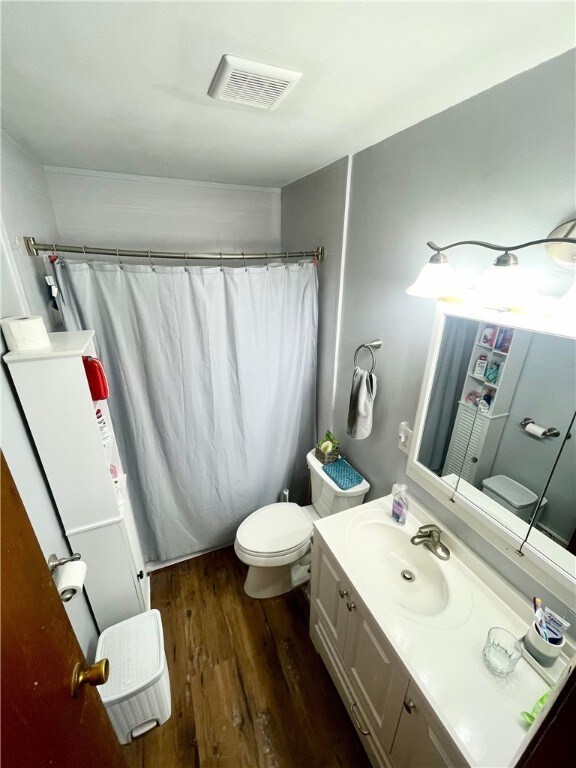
354, 344, 376, 374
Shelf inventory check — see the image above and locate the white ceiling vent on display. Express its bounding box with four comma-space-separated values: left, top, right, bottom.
208, 55, 302, 111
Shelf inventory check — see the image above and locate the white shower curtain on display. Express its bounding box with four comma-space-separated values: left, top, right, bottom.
56, 261, 318, 563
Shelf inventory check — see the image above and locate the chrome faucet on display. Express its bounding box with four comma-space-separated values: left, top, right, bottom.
410, 524, 450, 561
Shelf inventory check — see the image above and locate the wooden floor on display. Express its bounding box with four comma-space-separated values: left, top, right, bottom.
124, 547, 371, 768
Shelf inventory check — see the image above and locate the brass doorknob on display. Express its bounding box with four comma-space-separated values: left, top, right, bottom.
71, 658, 109, 698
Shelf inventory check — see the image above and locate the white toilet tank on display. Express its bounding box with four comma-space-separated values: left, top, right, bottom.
306, 450, 369, 518
481, 475, 547, 523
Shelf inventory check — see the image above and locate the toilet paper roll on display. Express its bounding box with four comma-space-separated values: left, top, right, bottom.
524, 423, 547, 439
1, 315, 51, 352
55, 560, 87, 602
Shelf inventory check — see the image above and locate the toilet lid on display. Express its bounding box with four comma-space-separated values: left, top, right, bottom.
236, 503, 313, 555
482, 475, 538, 510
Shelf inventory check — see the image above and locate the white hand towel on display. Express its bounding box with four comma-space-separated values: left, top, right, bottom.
347, 366, 377, 439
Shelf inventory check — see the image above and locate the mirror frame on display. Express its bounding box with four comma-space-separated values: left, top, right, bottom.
407, 302, 576, 607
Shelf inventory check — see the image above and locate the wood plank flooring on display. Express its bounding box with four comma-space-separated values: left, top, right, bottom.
124, 547, 371, 768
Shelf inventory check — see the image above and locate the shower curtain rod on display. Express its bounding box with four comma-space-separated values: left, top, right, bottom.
24, 236, 325, 263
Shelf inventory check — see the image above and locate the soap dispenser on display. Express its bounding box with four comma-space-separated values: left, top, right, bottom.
391, 484, 408, 525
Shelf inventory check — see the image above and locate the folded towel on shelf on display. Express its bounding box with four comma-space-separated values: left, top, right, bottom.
347, 366, 377, 439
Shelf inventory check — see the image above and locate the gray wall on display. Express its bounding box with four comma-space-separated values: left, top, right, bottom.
491, 334, 576, 542
1, 133, 99, 656
45, 166, 281, 253
335, 50, 575, 496
331, 51, 575, 606
282, 157, 350, 438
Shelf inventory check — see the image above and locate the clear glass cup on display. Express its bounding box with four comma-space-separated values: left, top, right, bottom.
483, 627, 522, 676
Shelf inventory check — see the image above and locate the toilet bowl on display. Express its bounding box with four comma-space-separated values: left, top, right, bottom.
234, 450, 369, 598
481, 474, 547, 523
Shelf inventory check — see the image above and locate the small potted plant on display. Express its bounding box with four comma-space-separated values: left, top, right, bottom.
315, 431, 340, 465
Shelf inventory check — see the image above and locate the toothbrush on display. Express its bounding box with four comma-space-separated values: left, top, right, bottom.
533, 597, 548, 640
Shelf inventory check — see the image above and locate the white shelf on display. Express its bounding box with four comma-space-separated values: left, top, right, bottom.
4, 330, 95, 363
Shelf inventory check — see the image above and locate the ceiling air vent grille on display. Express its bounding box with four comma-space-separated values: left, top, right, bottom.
208, 55, 302, 111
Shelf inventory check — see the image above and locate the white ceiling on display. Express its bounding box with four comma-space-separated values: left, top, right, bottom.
1, 1, 574, 187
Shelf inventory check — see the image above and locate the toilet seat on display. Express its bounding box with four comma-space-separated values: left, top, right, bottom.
235, 502, 313, 558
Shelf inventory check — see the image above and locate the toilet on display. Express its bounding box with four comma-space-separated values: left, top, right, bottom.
481, 475, 547, 523
234, 449, 369, 598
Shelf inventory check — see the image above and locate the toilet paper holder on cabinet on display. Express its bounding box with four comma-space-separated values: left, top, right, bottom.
47, 552, 81, 572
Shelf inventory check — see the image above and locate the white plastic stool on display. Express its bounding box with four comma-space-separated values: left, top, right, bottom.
95, 609, 171, 744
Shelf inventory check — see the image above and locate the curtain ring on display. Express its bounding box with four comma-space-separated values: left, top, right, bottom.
284, 250, 289, 267
47, 244, 60, 265
301, 250, 305, 267
265, 251, 269, 270
242, 252, 246, 271
219, 252, 223, 272
148, 250, 155, 271
184, 252, 189, 271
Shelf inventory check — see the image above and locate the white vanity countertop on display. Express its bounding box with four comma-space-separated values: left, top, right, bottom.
314, 494, 571, 768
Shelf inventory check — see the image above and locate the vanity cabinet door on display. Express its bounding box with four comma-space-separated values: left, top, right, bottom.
344, 603, 410, 755
310, 537, 350, 657
390, 681, 468, 768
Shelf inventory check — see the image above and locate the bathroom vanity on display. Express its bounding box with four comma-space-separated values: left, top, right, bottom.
309, 495, 572, 768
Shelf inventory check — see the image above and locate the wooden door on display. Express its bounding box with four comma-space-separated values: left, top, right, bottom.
1, 454, 128, 768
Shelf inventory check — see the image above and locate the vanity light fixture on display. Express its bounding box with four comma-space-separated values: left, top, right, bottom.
405, 251, 458, 298
406, 220, 576, 305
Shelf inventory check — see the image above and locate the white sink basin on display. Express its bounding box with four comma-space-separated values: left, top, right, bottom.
349, 521, 449, 615
346, 514, 473, 628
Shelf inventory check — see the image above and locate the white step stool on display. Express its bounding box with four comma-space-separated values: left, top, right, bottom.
95, 609, 171, 744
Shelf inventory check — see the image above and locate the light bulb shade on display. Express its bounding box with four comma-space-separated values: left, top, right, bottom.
474, 260, 535, 309
406, 260, 458, 298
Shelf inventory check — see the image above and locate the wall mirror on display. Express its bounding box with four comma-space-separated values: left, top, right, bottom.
408, 304, 576, 604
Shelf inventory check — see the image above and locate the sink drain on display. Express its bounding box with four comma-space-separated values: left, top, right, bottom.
400, 569, 415, 582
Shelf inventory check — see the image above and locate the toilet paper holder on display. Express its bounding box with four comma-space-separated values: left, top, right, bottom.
48, 552, 81, 573
520, 418, 560, 438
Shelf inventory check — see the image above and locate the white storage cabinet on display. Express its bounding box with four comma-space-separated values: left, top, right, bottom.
5, 330, 150, 630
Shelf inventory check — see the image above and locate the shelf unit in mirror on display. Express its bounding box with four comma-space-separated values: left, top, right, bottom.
443, 322, 531, 485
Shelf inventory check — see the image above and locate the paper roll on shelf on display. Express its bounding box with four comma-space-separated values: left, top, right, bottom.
55, 560, 87, 602
1, 315, 51, 352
